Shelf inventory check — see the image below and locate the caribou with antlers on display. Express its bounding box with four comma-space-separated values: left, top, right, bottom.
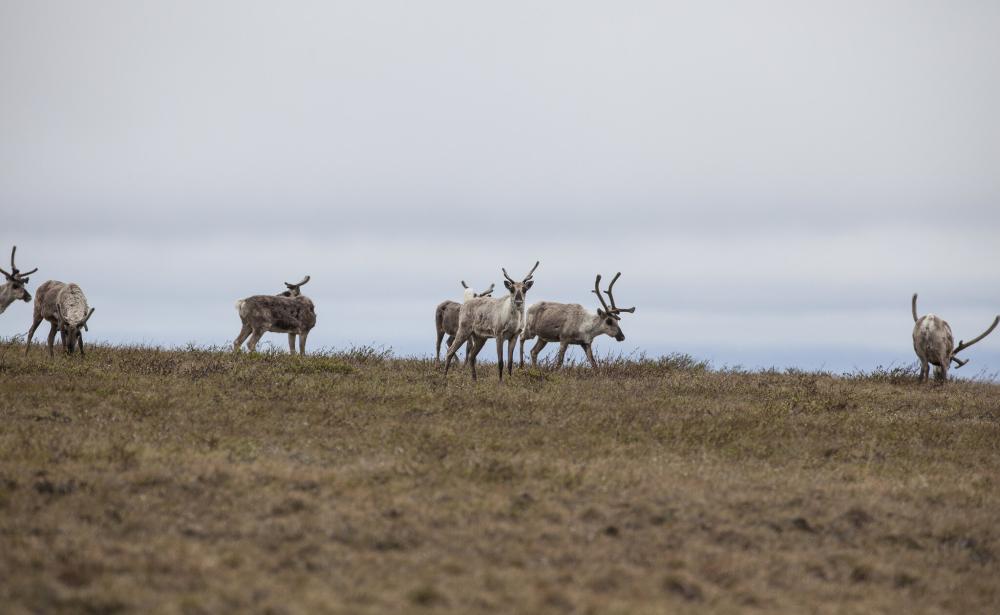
443, 262, 538, 381
520, 272, 635, 369
0, 246, 38, 315
234, 276, 316, 354
25, 281, 95, 356
911, 293, 999, 382
435, 280, 494, 362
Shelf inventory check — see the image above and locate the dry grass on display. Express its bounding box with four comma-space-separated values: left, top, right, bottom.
0, 340, 998, 614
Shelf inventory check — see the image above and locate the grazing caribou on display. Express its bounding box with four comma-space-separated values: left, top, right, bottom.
520, 272, 636, 369
435, 280, 494, 362
0, 246, 38, 315
25, 281, 95, 357
911, 293, 999, 382
444, 262, 538, 382
234, 276, 316, 354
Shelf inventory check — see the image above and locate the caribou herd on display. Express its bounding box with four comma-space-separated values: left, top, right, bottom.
3, 244, 999, 383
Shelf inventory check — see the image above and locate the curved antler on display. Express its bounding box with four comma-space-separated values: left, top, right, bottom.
954, 315, 1000, 356
285, 275, 310, 288
603, 272, 635, 314
522, 261, 539, 282
592, 274, 612, 313
4, 245, 36, 278
912, 293, 919, 322
477, 283, 495, 297
461, 280, 469, 289
501, 267, 516, 284
82, 307, 95, 331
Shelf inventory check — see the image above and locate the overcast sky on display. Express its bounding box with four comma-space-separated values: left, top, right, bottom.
2, 1, 999, 375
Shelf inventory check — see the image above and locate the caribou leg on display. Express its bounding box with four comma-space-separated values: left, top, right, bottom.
506, 336, 516, 376
495, 336, 505, 381
25, 316, 43, 355
918, 359, 929, 383
468, 335, 487, 381
443, 329, 470, 377
299, 331, 309, 355
530, 340, 548, 366
555, 341, 569, 369
46, 322, 58, 357
247, 329, 264, 353
234, 323, 252, 351
435, 330, 446, 363
288, 333, 297, 354
583, 343, 597, 369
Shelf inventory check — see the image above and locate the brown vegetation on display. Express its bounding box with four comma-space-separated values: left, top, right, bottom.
1, 341, 998, 613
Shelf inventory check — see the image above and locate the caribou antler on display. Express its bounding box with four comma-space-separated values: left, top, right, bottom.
285, 275, 310, 288
504, 261, 540, 284
953, 315, 1000, 356
82, 307, 95, 331
0, 245, 36, 279
477, 283, 495, 297
461, 280, 469, 289
592, 274, 614, 316
911, 293, 919, 322
603, 272, 635, 314
523, 261, 539, 282
951, 356, 969, 368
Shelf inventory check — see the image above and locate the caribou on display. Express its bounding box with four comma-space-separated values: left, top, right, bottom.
435, 280, 494, 362
911, 293, 999, 382
443, 262, 538, 381
25, 281, 95, 356
234, 276, 316, 354
520, 272, 635, 369
0, 246, 38, 315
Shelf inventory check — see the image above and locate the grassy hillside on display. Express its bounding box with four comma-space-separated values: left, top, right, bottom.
1, 341, 998, 614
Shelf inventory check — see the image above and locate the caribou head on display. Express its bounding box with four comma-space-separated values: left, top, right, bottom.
592, 272, 636, 341
279, 276, 311, 298
56, 303, 95, 354
0, 246, 39, 309
502, 261, 539, 309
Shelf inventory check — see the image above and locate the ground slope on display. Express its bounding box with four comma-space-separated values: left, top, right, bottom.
0, 343, 998, 614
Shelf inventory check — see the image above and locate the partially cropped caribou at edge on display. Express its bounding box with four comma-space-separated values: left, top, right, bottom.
0, 246, 38, 315
911, 293, 999, 382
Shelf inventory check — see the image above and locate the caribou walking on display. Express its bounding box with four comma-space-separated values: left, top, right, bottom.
435, 280, 494, 362
235, 276, 316, 354
520, 272, 635, 369
911, 293, 999, 382
443, 262, 538, 381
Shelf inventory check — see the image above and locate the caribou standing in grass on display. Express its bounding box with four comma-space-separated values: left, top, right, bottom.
0, 246, 38, 315
520, 272, 635, 369
234, 276, 316, 354
444, 262, 538, 382
25, 281, 95, 357
911, 293, 999, 383
435, 281, 494, 362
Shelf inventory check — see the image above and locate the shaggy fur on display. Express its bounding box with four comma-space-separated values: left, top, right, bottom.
519, 301, 625, 368
25, 280, 94, 356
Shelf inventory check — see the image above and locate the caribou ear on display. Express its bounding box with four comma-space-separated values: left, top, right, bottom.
523, 280, 534, 290
597, 308, 606, 317
504, 280, 514, 292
